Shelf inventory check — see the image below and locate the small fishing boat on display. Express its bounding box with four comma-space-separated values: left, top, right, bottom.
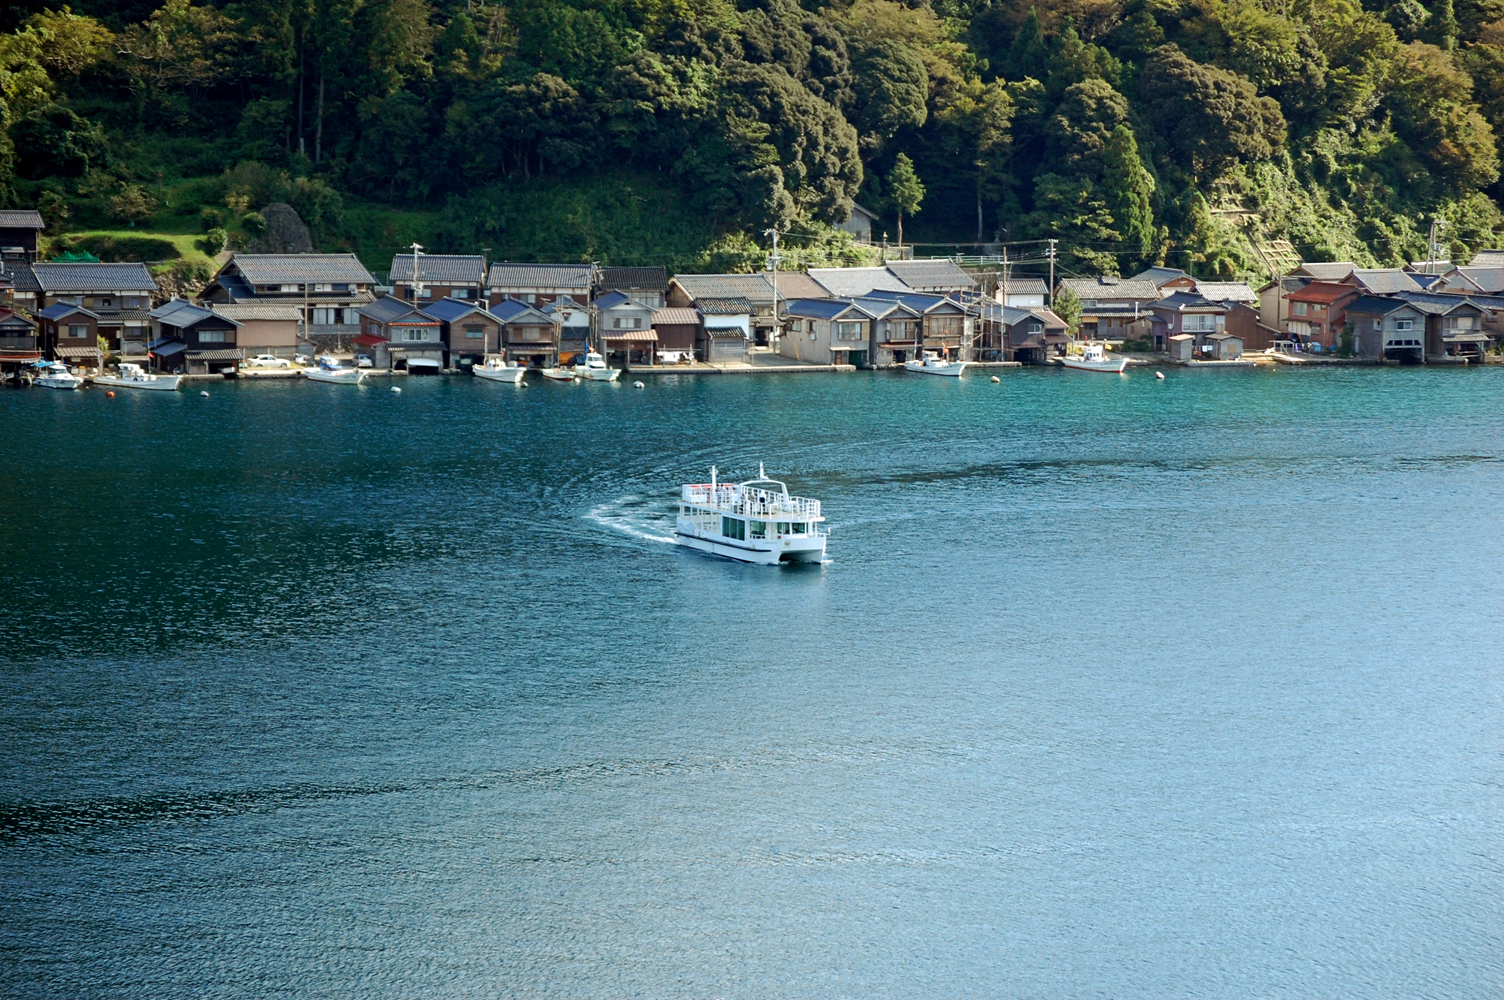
94, 362, 181, 391
303, 357, 365, 384
34, 361, 84, 390
903, 350, 967, 377
540, 365, 577, 382
472, 356, 526, 383
577, 350, 620, 382
676, 464, 827, 565
1060, 342, 1128, 373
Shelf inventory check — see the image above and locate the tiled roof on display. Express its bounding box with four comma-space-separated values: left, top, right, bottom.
211, 303, 303, 322
784, 298, 873, 320
1195, 281, 1258, 302
358, 296, 424, 322
1288, 282, 1356, 304
1352, 269, 1423, 294
594, 290, 653, 311
807, 266, 909, 297
37, 302, 99, 320
388, 254, 485, 285
490, 298, 554, 323
695, 296, 754, 315
859, 289, 965, 314
1295, 262, 1356, 281
599, 266, 669, 292
1389, 292, 1481, 316
1446, 267, 1504, 293
997, 277, 1050, 296
651, 307, 700, 326
1, 262, 42, 293
421, 297, 493, 322
151, 299, 225, 327
228, 254, 374, 285
487, 262, 594, 290
672, 274, 774, 303
884, 259, 977, 290
1343, 295, 1411, 315
33, 262, 157, 292
0, 209, 44, 228
1059, 276, 1161, 301
1130, 266, 1190, 285
852, 296, 920, 319
1152, 291, 1227, 311
1468, 249, 1504, 267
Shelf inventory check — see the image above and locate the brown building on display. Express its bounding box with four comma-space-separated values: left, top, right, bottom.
389, 254, 487, 304
30, 262, 156, 352
1285, 282, 1361, 349
37, 302, 101, 367
0, 307, 41, 372
0, 209, 44, 262
487, 263, 593, 308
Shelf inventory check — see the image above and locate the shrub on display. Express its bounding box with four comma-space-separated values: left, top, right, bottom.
200, 227, 228, 255
241, 211, 267, 235
200, 206, 223, 230
65, 235, 179, 261
110, 184, 157, 225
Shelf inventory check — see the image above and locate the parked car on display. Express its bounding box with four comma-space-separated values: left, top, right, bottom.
244, 354, 292, 369
355, 354, 373, 368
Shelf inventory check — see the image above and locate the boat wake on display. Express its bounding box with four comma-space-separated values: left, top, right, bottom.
585, 496, 676, 544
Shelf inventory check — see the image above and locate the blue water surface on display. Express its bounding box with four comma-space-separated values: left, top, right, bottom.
1, 365, 1501, 998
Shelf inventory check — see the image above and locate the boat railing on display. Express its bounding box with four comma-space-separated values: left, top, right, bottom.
681, 484, 821, 519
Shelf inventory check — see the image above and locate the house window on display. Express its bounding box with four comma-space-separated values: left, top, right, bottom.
837, 321, 863, 341
279, 284, 299, 293
67, 324, 88, 339
404, 329, 430, 341
1394, 318, 1413, 332
97, 297, 114, 309
314, 283, 333, 292
1184, 314, 1216, 332
1292, 302, 1308, 316
465, 324, 484, 339
1029, 323, 1042, 333
1447, 316, 1475, 329
721, 516, 746, 540
198, 330, 228, 343
929, 316, 962, 338
123, 297, 142, 308
522, 293, 536, 304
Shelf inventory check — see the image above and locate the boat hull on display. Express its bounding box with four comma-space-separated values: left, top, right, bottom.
473, 366, 525, 383
303, 369, 365, 384
1060, 357, 1128, 373
675, 531, 826, 565
36, 376, 83, 390
540, 368, 576, 382
580, 369, 620, 382
903, 360, 967, 377
93, 374, 181, 391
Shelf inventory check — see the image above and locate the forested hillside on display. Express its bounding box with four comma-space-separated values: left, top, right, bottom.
3, 0, 1503, 274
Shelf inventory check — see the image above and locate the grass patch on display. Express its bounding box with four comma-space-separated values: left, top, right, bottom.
50, 229, 217, 267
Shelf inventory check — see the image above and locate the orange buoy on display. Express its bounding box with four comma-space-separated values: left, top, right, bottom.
106, 390, 115, 397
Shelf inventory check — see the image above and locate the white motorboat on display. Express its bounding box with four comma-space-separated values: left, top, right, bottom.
903, 350, 967, 377
303, 357, 365, 384
540, 366, 577, 382
676, 464, 827, 565
1060, 342, 1128, 373
94, 362, 181, 391
34, 361, 84, 390
577, 350, 620, 382
472, 356, 526, 383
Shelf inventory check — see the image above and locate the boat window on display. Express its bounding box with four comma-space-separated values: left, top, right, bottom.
776, 522, 790, 534
791, 522, 806, 535
721, 516, 746, 540
749, 520, 767, 539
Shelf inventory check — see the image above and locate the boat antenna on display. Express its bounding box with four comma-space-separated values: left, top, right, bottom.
759, 462, 765, 479
711, 466, 717, 489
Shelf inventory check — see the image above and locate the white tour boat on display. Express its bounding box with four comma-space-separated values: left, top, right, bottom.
472, 356, 526, 383
577, 350, 620, 382
303, 357, 365, 384
34, 361, 84, 390
904, 350, 967, 377
1060, 342, 1128, 373
676, 465, 827, 565
94, 362, 182, 391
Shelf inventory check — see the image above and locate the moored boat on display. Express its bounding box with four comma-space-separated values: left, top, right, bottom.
540, 365, 577, 382
1060, 342, 1128, 373
472, 356, 526, 383
303, 357, 365, 384
94, 362, 181, 391
34, 361, 84, 390
577, 350, 620, 382
676, 464, 827, 565
903, 350, 967, 377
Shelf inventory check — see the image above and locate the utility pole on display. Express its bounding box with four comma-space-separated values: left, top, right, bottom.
1047, 239, 1057, 306
1426, 219, 1447, 274
765, 227, 781, 348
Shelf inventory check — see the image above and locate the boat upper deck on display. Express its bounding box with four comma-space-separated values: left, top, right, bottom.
681, 480, 822, 520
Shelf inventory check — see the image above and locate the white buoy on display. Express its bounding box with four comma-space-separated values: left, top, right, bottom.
391, 386, 402, 393
633, 380, 644, 389
199, 390, 209, 397
990, 375, 1000, 383
1155, 371, 1165, 380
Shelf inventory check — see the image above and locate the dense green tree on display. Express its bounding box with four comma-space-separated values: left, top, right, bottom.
1385, 40, 1499, 192
1100, 123, 1156, 267
886, 151, 923, 246
848, 38, 927, 151
1046, 78, 1130, 175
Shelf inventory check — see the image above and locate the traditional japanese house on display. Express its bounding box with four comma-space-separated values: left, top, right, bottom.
421, 297, 500, 365
389, 254, 487, 304
202, 254, 375, 352
694, 297, 751, 363
650, 307, 699, 362
780, 299, 875, 365
0, 308, 41, 372
0, 210, 44, 262
1148, 292, 1230, 349
37, 302, 102, 368
806, 266, 910, 299
861, 289, 974, 360
356, 295, 443, 371
597, 267, 669, 308
594, 290, 657, 366
1130, 266, 1197, 294
149, 299, 242, 373
883, 259, 978, 297
856, 296, 923, 365
32, 262, 156, 353
1058, 276, 1160, 342
1342, 296, 1428, 360
486, 263, 594, 307
995, 276, 1049, 308
980, 303, 1069, 362
211, 303, 303, 359
491, 298, 559, 368
1284, 282, 1361, 349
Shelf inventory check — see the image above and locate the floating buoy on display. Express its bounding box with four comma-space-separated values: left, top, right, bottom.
1155, 371, 1165, 380
633, 380, 644, 389
391, 386, 402, 393
990, 375, 1000, 383
199, 390, 210, 397
106, 390, 115, 397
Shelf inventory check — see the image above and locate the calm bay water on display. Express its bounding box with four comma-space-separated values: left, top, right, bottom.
1, 366, 1501, 998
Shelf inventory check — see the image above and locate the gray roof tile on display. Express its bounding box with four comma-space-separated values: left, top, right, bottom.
32, 261, 157, 293
388, 254, 485, 284
487, 262, 594, 291
599, 266, 668, 292
227, 254, 375, 286
0, 210, 44, 228
883, 259, 977, 290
